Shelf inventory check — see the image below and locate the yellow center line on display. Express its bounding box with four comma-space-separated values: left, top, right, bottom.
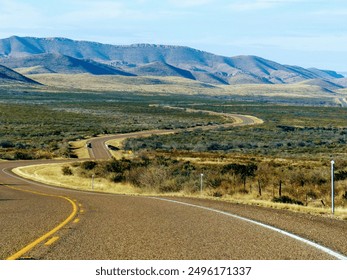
45, 236, 60, 246
73, 218, 80, 223
5, 185, 78, 260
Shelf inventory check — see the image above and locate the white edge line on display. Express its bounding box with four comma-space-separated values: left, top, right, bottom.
4, 164, 346, 260
2, 167, 84, 195
150, 197, 347, 260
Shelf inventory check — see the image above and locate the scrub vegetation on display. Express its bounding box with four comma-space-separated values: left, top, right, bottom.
0, 90, 224, 160
2, 88, 347, 212
124, 104, 347, 158
60, 153, 347, 211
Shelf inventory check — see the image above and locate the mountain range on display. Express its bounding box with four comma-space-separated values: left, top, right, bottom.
0, 35, 345, 88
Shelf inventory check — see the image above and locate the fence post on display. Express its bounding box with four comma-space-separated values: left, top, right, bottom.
331, 160, 335, 215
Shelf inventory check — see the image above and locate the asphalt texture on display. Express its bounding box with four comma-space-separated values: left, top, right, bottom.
1, 114, 346, 260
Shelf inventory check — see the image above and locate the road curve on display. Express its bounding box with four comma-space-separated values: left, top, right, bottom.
1, 113, 347, 260
87, 112, 263, 160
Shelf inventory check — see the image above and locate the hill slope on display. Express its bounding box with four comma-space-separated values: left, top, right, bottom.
0, 64, 39, 84
0, 36, 344, 85
0, 53, 135, 76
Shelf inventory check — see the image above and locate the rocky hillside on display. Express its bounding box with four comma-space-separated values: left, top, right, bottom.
0, 53, 134, 76
0, 36, 344, 86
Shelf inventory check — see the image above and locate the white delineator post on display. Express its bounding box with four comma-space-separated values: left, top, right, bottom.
92, 174, 95, 190
200, 173, 204, 195
331, 160, 335, 215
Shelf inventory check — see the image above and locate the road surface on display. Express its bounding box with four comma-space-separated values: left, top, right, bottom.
86, 111, 263, 160
1, 113, 346, 260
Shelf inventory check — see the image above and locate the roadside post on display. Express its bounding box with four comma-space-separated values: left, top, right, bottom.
92, 174, 95, 190
200, 173, 204, 195
331, 160, 335, 215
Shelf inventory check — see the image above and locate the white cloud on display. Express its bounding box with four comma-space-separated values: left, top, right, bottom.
229, 0, 304, 11
168, 0, 213, 8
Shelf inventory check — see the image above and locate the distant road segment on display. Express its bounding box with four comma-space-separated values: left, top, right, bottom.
87, 112, 263, 160
1, 112, 347, 260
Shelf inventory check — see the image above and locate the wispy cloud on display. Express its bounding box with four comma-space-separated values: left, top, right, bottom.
168, 0, 213, 8
229, 0, 304, 11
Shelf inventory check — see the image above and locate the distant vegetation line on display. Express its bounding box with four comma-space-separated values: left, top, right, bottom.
124, 103, 347, 158
1, 88, 346, 211
0, 91, 225, 160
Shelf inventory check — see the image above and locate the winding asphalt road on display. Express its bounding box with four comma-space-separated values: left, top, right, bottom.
1, 113, 347, 260
87, 112, 263, 160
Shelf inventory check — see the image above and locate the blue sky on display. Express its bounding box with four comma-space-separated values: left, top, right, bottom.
1, 0, 346, 73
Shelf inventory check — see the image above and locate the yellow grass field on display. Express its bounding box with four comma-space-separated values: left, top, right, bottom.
25, 73, 341, 101
70, 139, 89, 159
13, 161, 347, 220
13, 162, 140, 195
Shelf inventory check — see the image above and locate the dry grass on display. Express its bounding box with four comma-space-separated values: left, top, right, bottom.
105, 138, 137, 160
70, 139, 89, 159
13, 163, 140, 195
220, 83, 331, 98
27, 73, 224, 95
217, 195, 347, 220
26, 73, 338, 100
13, 161, 347, 220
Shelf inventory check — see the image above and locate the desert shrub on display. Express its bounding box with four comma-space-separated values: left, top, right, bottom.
125, 167, 145, 187
335, 170, 347, 181
158, 179, 183, 193
209, 177, 223, 188
212, 191, 223, 197
62, 166, 73, 176
34, 150, 53, 159
106, 159, 133, 173
56, 146, 77, 158
0, 141, 15, 148
131, 165, 169, 190
110, 173, 125, 183
306, 190, 318, 200
238, 189, 249, 194
81, 161, 98, 170
13, 151, 34, 160
272, 196, 304, 205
